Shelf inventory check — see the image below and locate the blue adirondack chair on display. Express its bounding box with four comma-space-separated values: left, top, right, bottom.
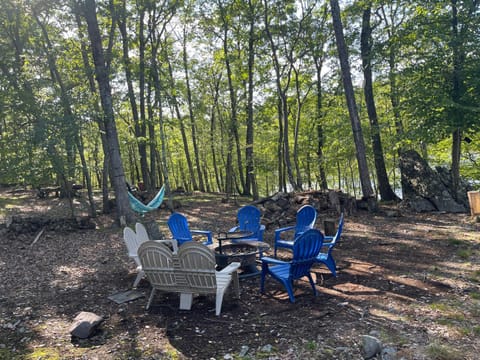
167, 212, 213, 246
274, 204, 317, 257
260, 229, 324, 303
316, 213, 344, 277
228, 205, 265, 243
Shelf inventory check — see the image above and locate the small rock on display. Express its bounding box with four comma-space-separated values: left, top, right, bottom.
381, 346, 397, 360
239, 345, 249, 356
361, 335, 382, 359
260, 344, 273, 352
69, 311, 103, 339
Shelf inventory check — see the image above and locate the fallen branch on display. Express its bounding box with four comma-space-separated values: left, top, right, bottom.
30, 226, 46, 247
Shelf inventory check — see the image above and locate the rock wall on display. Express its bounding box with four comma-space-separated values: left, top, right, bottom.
252, 190, 355, 229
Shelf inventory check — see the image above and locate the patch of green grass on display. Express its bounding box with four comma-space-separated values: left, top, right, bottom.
456, 248, 472, 259
426, 342, 463, 360
469, 270, 480, 282
430, 302, 450, 312
0, 348, 21, 360
25, 348, 61, 360
305, 340, 317, 351
447, 238, 463, 246
470, 292, 480, 300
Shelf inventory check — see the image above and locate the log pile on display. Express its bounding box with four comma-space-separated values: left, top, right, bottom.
252, 190, 356, 230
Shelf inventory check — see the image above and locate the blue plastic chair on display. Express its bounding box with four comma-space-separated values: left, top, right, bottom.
274, 205, 317, 257
167, 213, 213, 246
228, 205, 265, 243
260, 229, 324, 303
316, 213, 344, 277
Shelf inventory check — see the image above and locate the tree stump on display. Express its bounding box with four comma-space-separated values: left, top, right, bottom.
324, 219, 337, 237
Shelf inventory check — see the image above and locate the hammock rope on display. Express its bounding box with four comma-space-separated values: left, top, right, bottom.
128, 185, 165, 214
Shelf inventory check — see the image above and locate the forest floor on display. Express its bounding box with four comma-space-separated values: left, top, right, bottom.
0, 187, 480, 360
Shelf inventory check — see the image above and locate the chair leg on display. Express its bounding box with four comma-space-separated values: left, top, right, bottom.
232, 273, 240, 299
324, 258, 337, 277
307, 274, 317, 297
260, 264, 268, 293
282, 279, 295, 303
179, 293, 193, 310
215, 289, 225, 316
146, 289, 156, 310
133, 270, 144, 288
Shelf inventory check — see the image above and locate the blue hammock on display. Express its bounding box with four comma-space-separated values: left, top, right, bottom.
128, 185, 165, 214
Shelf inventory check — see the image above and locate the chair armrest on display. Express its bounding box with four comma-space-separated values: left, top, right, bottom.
218, 262, 241, 274
274, 225, 295, 241
191, 230, 213, 245
322, 240, 335, 248
261, 256, 287, 265
153, 239, 178, 253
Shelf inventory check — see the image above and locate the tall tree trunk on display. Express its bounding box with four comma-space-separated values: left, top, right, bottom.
220, 7, 245, 195
117, 1, 150, 191
361, 5, 398, 202
450, 0, 463, 201
74, 7, 111, 213
263, 0, 299, 192
182, 28, 204, 192
209, 74, 223, 193
245, 0, 257, 199
83, 0, 135, 225
330, 0, 375, 202
164, 51, 198, 191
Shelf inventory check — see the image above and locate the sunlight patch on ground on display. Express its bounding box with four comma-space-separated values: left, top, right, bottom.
332, 282, 381, 296
342, 259, 384, 275
51, 265, 96, 288
385, 274, 431, 291
368, 307, 408, 322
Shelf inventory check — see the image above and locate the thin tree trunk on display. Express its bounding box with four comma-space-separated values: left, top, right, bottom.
164, 50, 198, 192
361, 5, 398, 201
74, 7, 111, 213
219, 6, 245, 194
117, 1, 150, 191
314, 57, 329, 191
450, 0, 463, 201
245, 0, 257, 199
83, 0, 135, 225
330, 0, 375, 202
182, 28, 204, 192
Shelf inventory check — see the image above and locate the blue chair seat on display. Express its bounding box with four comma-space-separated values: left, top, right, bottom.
261, 229, 324, 303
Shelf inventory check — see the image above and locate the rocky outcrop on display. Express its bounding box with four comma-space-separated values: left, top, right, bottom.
399, 150, 470, 213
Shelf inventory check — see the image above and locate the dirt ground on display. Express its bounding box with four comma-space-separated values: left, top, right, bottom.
1, 188, 479, 360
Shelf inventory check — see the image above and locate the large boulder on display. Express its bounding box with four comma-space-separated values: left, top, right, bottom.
399, 150, 467, 213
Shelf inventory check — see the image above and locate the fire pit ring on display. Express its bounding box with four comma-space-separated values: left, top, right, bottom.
214, 243, 259, 278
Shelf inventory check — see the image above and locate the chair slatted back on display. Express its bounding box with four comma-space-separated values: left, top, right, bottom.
237, 205, 261, 234
294, 205, 317, 236
290, 229, 324, 279
178, 242, 217, 293
168, 213, 193, 245
138, 241, 180, 292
